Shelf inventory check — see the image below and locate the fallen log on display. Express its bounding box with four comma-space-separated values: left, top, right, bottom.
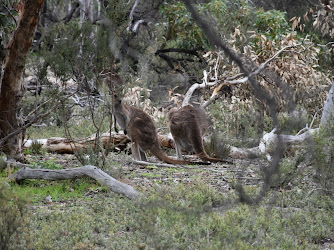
23, 128, 317, 160
24, 132, 175, 154
8, 165, 142, 200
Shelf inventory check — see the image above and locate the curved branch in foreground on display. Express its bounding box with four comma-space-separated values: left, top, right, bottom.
8, 165, 142, 200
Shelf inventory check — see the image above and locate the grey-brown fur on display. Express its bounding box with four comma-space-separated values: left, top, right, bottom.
168, 105, 226, 163
113, 98, 193, 165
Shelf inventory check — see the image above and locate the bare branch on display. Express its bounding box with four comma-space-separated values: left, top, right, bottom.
127, 0, 143, 32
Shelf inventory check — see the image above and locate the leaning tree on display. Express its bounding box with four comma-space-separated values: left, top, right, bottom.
0, 0, 45, 160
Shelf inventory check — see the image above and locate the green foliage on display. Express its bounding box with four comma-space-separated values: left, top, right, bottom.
255, 9, 289, 40
0, 1, 18, 45
208, 99, 271, 146
159, 1, 290, 50
31, 158, 63, 169
270, 158, 299, 189
160, 1, 209, 49
34, 20, 111, 82
311, 125, 334, 194
24, 141, 44, 155
28, 195, 137, 249
161, 0, 256, 49
136, 184, 333, 249
205, 133, 231, 159
7, 177, 99, 203
0, 182, 32, 250
1, 171, 332, 249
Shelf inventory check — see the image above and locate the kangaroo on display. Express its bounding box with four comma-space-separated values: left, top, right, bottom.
113, 98, 195, 165
168, 105, 227, 163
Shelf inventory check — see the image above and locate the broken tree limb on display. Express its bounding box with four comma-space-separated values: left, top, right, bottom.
24, 132, 175, 154
8, 165, 142, 200
230, 127, 319, 160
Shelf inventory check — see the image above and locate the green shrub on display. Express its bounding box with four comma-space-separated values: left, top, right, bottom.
270, 158, 299, 189
205, 133, 231, 159
24, 140, 44, 155
208, 100, 271, 146
311, 125, 334, 195
31, 158, 63, 169
255, 9, 289, 40
0, 182, 31, 250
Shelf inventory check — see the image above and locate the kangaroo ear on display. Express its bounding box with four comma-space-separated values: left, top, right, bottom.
113, 95, 122, 104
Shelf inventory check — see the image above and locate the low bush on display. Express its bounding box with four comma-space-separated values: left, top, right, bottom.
0, 182, 32, 250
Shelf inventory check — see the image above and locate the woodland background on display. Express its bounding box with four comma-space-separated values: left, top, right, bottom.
0, 0, 333, 249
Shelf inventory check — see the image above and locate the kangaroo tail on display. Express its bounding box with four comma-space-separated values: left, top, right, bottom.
190, 127, 232, 164
149, 144, 192, 165
150, 143, 211, 165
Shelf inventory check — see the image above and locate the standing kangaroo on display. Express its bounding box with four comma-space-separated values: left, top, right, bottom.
113, 98, 194, 165
168, 105, 226, 163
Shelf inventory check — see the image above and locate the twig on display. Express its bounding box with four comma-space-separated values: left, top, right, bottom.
0, 90, 78, 145
127, 0, 141, 32
309, 111, 318, 129
295, 111, 318, 136
3, 5, 17, 26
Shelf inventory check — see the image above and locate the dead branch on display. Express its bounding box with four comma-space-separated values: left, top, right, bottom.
127, 0, 141, 32
183, 44, 304, 108
8, 165, 142, 200
183, 51, 222, 106
1, 160, 30, 170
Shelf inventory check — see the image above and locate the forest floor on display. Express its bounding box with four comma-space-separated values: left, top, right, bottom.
30, 152, 266, 195
5, 152, 334, 249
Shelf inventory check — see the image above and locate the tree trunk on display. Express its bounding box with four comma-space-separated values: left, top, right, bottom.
0, 0, 45, 159
320, 80, 334, 127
